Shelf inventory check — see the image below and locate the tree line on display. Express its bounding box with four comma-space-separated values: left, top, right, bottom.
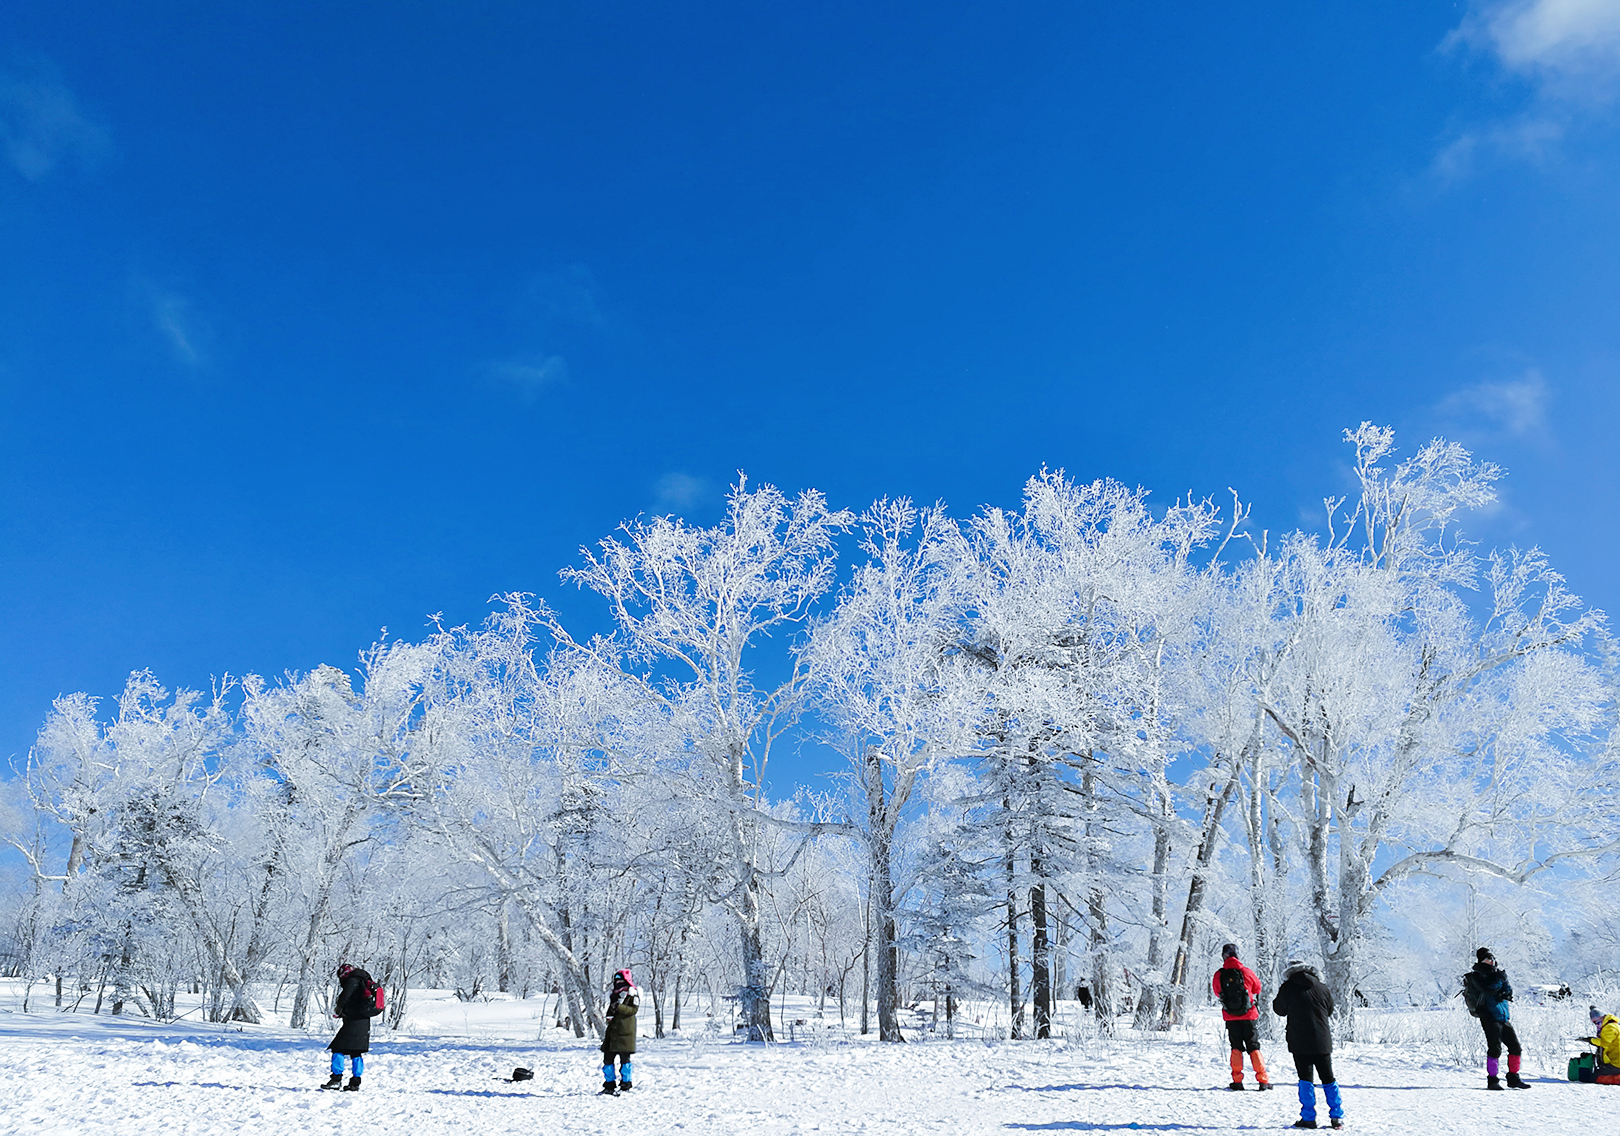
3, 424, 1616, 1042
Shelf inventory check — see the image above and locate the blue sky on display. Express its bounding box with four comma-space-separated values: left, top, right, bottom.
2, 1, 1618, 788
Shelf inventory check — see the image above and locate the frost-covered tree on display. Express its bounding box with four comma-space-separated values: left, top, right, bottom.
803, 498, 973, 1041
1255, 425, 1614, 1030
239, 644, 434, 1028
562, 477, 853, 1041
13, 673, 250, 1020
959, 471, 1220, 1035
396, 597, 650, 1038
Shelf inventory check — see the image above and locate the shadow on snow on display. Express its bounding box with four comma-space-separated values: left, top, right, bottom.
1007, 1125, 1268, 1132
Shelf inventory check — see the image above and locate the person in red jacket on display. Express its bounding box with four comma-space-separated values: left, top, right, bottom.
1214, 943, 1271, 1090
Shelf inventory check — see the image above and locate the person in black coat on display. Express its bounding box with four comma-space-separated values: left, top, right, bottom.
1463, 947, 1529, 1089
1272, 960, 1343, 1129
322, 963, 377, 1091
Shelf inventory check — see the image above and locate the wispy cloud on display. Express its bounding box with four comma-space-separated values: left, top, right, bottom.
488, 353, 568, 399
1457, 0, 1620, 96
484, 265, 611, 400
525, 264, 610, 330
1436, 369, 1551, 440
1432, 115, 1566, 179
130, 280, 213, 368
0, 65, 109, 180
151, 292, 207, 365
655, 472, 711, 513
1439, 1, 1620, 175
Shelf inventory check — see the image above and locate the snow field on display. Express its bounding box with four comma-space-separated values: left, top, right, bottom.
0, 991, 1602, 1136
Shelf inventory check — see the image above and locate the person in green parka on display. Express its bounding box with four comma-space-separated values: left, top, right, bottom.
600, 968, 638, 1095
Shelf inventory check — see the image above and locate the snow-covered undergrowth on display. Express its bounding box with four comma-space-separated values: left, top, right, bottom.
1, 984, 1607, 1135
1352, 1002, 1599, 1071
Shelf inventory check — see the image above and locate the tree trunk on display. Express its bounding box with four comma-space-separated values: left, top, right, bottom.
1006, 833, 1023, 1040
1133, 821, 1173, 1030
1165, 760, 1240, 1025
671, 970, 683, 1033
1082, 752, 1114, 1036
1133, 657, 1174, 1032
497, 899, 514, 994
860, 893, 872, 1035
738, 878, 774, 1042
868, 746, 904, 1042
1031, 879, 1051, 1039
1248, 766, 1282, 1038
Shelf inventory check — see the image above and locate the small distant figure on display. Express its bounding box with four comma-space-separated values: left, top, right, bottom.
1584, 1006, 1620, 1079
322, 963, 383, 1091
1272, 959, 1342, 1129
1213, 944, 1271, 1091
1554, 983, 1574, 1002
600, 968, 639, 1095
1461, 947, 1529, 1090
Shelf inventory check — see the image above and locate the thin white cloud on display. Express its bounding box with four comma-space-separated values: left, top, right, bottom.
526, 265, 609, 329
130, 279, 212, 368
1470, 0, 1620, 90
655, 472, 710, 513
1436, 369, 1551, 439
1432, 115, 1566, 179
0, 66, 109, 180
151, 292, 206, 366
489, 354, 568, 398
1439, 1, 1620, 176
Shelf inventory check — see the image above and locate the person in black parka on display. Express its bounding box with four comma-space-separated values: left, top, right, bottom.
322, 963, 377, 1091
600, 968, 639, 1095
1272, 960, 1343, 1129
1463, 947, 1529, 1090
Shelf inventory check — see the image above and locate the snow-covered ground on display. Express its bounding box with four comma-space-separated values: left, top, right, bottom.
0, 984, 1603, 1135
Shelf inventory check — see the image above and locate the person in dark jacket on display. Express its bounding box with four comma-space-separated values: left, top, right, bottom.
1463, 947, 1528, 1089
1213, 943, 1271, 1090
1272, 960, 1342, 1129
322, 963, 377, 1091
600, 968, 639, 1095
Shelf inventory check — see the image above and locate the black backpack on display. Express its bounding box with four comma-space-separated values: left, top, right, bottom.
1460, 973, 1481, 1018
1218, 966, 1253, 1016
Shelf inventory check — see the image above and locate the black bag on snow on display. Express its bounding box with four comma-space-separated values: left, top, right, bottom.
1218, 967, 1253, 1016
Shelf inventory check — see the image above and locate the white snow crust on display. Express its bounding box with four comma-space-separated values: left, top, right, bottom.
0, 991, 1599, 1135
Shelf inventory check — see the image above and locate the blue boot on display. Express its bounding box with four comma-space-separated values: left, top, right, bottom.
1323, 1081, 1343, 1127
1294, 1080, 1318, 1127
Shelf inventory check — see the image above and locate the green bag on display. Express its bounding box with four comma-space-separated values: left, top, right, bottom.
1571, 1052, 1597, 1082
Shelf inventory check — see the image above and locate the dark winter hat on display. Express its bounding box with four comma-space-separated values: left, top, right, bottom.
613, 968, 633, 988
337, 963, 355, 979
1221, 943, 1239, 959
1476, 947, 1494, 963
